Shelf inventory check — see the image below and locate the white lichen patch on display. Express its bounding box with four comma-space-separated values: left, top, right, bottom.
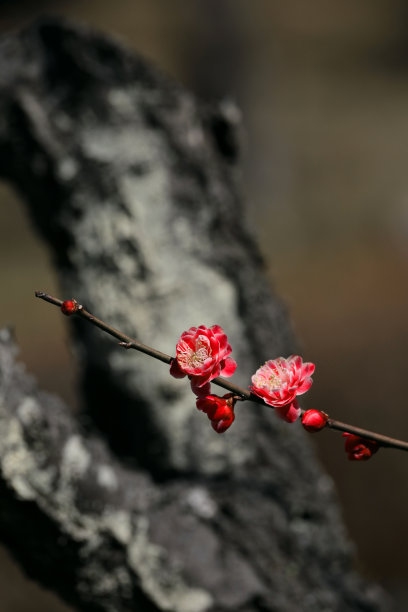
92, 566, 131, 596
58, 157, 78, 181
77, 562, 133, 612
0, 416, 54, 500
70, 203, 132, 258
107, 88, 135, 116
103, 510, 132, 545
81, 126, 159, 167
96, 464, 118, 492
185, 487, 217, 520
61, 435, 91, 482
17, 397, 41, 426
186, 126, 204, 149
128, 517, 213, 612
228, 434, 255, 469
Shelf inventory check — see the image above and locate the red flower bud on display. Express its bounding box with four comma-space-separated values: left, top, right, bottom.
196, 393, 237, 434
301, 409, 328, 433
211, 411, 235, 433
61, 300, 78, 316
342, 433, 379, 461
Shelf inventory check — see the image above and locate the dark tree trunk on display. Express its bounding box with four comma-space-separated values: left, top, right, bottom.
0, 17, 389, 612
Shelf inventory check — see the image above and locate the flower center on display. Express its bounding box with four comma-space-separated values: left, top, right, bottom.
268, 372, 281, 389
266, 358, 289, 389
179, 337, 211, 369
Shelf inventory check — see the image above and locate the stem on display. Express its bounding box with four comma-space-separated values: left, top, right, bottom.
326, 419, 408, 451
35, 290, 408, 453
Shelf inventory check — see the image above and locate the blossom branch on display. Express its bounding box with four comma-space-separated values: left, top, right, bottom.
35, 291, 408, 454
35, 291, 260, 402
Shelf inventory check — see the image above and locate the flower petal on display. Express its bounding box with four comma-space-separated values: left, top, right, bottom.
291, 355, 303, 370
296, 377, 313, 395
220, 357, 237, 377
303, 362, 315, 377
209, 403, 232, 421
274, 400, 301, 423
170, 359, 186, 379
211, 411, 235, 433
191, 380, 211, 397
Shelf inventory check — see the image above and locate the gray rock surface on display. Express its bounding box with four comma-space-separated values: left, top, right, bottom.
0, 17, 390, 611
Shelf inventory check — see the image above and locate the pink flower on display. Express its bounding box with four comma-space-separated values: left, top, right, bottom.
343, 433, 379, 461
250, 355, 315, 422
170, 325, 237, 396
196, 394, 236, 434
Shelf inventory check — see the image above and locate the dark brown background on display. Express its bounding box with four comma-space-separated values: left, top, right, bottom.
1, 1, 408, 609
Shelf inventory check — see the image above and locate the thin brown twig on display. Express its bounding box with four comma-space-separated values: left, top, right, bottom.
35, 290, 408, 453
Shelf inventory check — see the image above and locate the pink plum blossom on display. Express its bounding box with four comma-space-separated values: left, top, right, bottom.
170, 325, 237, 396
250, 355, 315, 422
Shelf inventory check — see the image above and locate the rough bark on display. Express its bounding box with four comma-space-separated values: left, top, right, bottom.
0, 17, 389, 611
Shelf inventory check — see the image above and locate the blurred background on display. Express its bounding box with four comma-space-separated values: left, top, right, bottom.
1, 0, 408, 610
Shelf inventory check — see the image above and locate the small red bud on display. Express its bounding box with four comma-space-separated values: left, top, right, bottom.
211, 410, 235, 434
196, 393, 237, 434
301, 409, 328, 433
342, 433, 379, 461
61, 300, 78, 316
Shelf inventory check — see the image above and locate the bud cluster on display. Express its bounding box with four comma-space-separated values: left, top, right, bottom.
196, 394, 237, 433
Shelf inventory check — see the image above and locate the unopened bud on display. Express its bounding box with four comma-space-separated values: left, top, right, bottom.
196, 394, 237, 434
301, 409, 328, 433
61, 300, 78, 316
342, 433, 379, 461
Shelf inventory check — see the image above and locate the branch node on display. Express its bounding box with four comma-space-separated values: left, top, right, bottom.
119, 342, 132, 349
